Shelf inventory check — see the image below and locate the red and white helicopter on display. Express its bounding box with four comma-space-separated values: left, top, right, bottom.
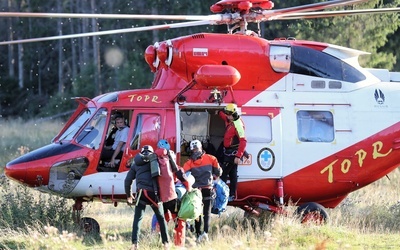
3, 0, 400, 230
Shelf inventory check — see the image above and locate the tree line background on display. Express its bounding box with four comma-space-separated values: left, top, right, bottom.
0, 0, 399, 119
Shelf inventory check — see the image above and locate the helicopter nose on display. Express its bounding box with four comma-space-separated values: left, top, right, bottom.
5, 159, 49, 187
5, 161, 27, 185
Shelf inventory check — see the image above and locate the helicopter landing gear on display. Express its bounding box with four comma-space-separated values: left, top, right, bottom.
295, 202, 329, 224
80, 217, 100, 235
73, 199, 101, 235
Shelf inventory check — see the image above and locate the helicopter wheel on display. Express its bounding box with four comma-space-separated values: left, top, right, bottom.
80, 217, 100, 235
295, 202, 329, 224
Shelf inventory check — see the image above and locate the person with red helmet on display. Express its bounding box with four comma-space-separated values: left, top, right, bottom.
218, 103, 247, 201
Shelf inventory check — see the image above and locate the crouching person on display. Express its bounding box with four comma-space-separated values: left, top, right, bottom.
124, 145, 170, 250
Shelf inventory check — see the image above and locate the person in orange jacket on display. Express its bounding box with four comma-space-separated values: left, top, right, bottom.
183, 139, 222, 243
218, 103, 247, 201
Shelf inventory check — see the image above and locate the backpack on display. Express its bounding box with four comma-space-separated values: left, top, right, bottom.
155, 148, 176, 202
178, 188, 203, 220
211, 179, 229, 215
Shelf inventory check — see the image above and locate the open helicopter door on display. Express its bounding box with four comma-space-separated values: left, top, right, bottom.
176, 103, 283, 180
177, 103, 223, 165
97, 107, 167, 171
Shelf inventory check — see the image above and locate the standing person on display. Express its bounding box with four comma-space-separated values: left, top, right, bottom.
218, 103, 247, 201
183, 139, 222, 243
124, 145, 170, 250
101, 113, 129, 168
155, 139, 191, 248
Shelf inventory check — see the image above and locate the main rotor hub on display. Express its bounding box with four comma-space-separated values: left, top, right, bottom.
210, 0, 274, 14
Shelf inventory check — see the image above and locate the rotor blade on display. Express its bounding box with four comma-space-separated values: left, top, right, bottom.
259, 0, 368, 20
272, 8, 400, 20
0, 20, 211, 45
0, 12, 223, 21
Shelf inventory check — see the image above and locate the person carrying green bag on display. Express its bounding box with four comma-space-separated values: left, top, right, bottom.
182, 139, 223, 243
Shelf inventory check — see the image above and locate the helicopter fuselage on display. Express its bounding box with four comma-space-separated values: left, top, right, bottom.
5, 32, 400, 210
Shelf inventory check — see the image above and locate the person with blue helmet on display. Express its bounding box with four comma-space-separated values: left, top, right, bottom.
153, 139, 191, 247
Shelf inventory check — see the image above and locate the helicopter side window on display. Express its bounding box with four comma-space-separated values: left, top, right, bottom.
297, 110, 334, 143
241, 115, 272, 143
76, 108, 107, 149
291, 46, 365, 83
58, 107, 95, 142
130, 113, 161, 150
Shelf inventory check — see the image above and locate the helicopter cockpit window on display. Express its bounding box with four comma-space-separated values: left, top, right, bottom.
76, 108, 107, 149
130, 113, 161, 150
297, 110, 334, 142
270, 45, 291, 73
58, 107, 95, 142
291, 46, 366, 83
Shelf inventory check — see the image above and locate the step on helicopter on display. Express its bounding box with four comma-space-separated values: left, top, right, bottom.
3, 0, 400, 232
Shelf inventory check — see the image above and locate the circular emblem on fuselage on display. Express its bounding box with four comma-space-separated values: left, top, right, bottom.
257, 147, 275, 171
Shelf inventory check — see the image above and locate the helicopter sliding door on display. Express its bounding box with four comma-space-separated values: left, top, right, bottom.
239, 108, 283, 181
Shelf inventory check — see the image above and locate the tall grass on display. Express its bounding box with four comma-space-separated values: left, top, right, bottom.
0, 118, 65, 168
1, 119, 400, 249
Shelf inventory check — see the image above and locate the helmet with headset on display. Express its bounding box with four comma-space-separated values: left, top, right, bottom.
190, 139, 202, 151
189, 139, 203, 160
140, 145, 154, 155
224, 103, 237, 115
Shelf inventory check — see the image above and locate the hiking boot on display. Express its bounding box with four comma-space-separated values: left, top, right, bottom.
196, 232, 209, 243
228, 195, 236, 202
163, 242, 170, 250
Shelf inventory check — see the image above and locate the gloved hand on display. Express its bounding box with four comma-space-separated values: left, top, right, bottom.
183, 181, 192, 192
127, 195, 136, 206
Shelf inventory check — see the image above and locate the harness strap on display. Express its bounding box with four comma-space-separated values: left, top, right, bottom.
135, 189, 143, 206
223, 147, 238, 156
142, 189, 159, 208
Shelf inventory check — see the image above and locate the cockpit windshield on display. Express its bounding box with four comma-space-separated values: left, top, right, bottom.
76, 108, 108, 149
58, 108, 95, 142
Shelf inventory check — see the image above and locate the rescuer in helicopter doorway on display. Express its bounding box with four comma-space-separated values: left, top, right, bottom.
218, 103, 247, 202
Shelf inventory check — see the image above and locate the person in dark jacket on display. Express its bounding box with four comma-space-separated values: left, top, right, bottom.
124, 145, 170, 250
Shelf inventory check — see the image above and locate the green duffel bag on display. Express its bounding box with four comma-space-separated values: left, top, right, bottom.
178, 188, 203, 220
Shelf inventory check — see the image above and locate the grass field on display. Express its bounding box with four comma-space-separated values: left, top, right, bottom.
1, 119, 400, 249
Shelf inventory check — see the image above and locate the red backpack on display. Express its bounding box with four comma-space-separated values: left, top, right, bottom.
155, 148, 177, 202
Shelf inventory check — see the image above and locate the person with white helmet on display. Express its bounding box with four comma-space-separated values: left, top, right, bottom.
218, 103, 247, 202
125, 145, 170, 250
183, 139, 222, 243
